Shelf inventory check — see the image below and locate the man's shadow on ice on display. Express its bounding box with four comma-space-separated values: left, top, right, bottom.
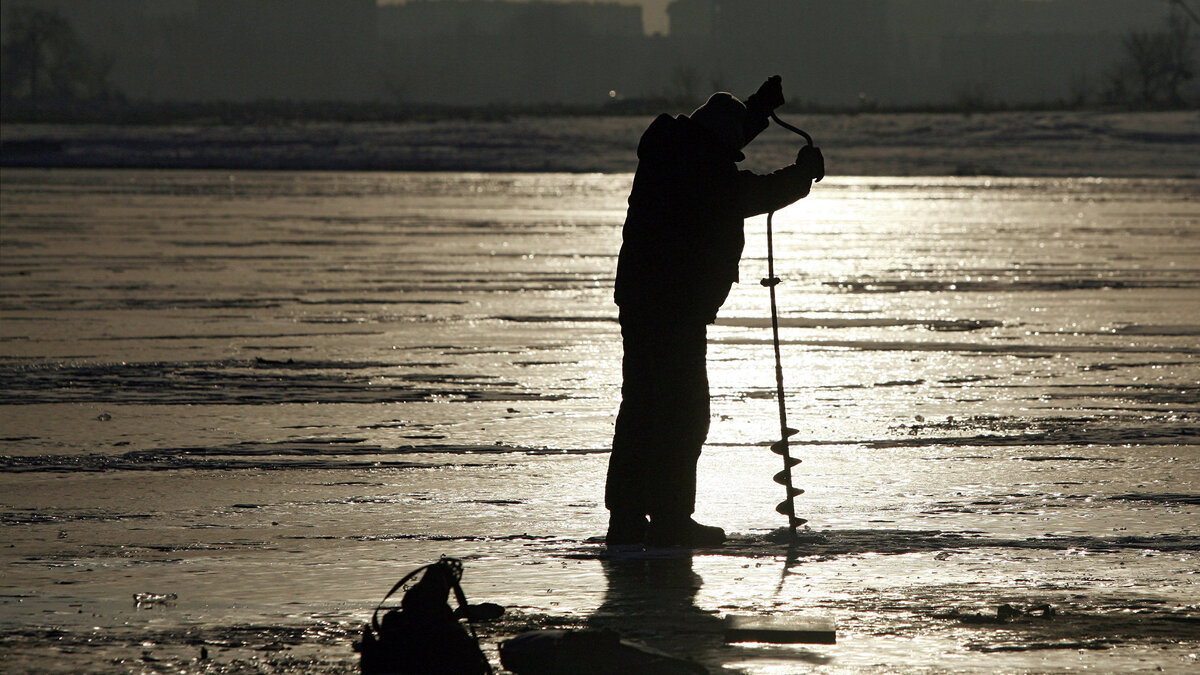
587, 555, 718, 657
587, 553, 835, 669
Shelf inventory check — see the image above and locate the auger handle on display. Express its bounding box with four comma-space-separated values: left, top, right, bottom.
770, 111, 813, 147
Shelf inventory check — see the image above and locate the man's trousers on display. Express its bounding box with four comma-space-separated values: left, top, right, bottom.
605, 319, 710, 521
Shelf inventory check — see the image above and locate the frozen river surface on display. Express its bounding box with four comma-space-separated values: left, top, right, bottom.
1, 169, 1198, 673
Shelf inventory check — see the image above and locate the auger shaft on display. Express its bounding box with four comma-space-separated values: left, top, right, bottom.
762, 210, 805, 538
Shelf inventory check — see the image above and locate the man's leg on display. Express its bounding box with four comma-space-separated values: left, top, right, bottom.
640, 322, 724, 546
604, 320, 658, 545
605, 320, 724, 547
642, 320, 708, 520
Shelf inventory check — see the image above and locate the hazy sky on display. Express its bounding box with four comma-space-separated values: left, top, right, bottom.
382, 0, 674, 35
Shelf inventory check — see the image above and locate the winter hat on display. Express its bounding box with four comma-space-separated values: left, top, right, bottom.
689, 92, 747, 152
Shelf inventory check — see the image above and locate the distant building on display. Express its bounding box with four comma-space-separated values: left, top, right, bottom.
192, 0, 379, 101
380, 0, 642, 39
667, 0, 717, 39
377, 0, 649, 105
665, 0, 1170, 106
881, 0, 1167, 104
0, 0, 1180, 107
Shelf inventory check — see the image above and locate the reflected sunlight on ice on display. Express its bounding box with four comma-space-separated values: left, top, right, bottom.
1, 169, 1197, 673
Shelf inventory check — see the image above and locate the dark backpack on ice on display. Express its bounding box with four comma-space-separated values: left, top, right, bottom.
359, 557, 502, 674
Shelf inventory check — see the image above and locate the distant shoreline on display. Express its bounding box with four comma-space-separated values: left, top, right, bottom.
2, 110, 1197, 178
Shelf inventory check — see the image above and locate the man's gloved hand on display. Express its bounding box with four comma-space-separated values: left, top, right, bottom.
743, 76, 783, 145
752, 75, 785, 111
796, 145, 824, 182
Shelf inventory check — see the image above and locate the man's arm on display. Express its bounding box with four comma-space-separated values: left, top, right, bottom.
736, 166, 812, 218
737, 145, 824, 217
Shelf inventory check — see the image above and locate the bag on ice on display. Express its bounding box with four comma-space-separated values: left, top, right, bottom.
358, 556, 503, 674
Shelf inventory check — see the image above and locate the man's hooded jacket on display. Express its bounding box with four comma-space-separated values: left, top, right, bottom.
615, 95, 814, 325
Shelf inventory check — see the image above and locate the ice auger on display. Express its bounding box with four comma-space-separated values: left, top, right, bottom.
761, 110, 816, 540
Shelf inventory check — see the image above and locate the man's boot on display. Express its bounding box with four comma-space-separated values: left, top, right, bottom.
605, 513, 648, 549
646, 517, 725, 547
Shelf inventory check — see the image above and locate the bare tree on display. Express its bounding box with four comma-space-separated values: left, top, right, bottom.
1, 5, 115, 101
1104, 13, 1197, 107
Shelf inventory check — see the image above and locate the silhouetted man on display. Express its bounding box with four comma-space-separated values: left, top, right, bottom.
607, 76, 824, 548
